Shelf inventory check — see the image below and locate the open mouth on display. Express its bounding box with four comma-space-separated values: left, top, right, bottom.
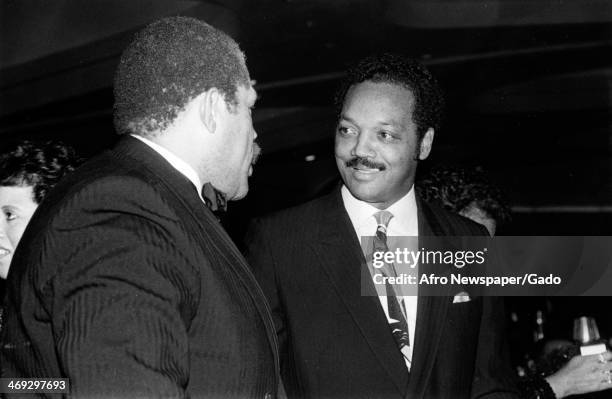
0, 248, 11, 259
349, 164, 386, 181
353, 165, 382, 173
251, 142, 262, 165
345, 157, 385, 173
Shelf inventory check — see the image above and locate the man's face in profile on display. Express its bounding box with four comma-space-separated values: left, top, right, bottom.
216, 83, 260, 200
335, 80, 431, 209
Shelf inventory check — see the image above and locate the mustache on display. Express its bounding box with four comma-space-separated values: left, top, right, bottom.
251, 142, 262, 165
345, 157, 386, 171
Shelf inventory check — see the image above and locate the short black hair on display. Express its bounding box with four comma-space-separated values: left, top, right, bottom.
113, 16, 250, 136
418, 165, 511, 226
0, 141, 81, 204
335, 53, 445, 141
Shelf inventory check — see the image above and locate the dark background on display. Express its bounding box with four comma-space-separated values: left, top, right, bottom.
2, 0, 611, 377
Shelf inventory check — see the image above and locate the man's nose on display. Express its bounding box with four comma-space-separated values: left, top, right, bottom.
352, 133, 374, 158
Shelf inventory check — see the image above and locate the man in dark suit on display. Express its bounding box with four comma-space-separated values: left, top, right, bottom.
246, 54, 519, 398
1, 17, 278, 398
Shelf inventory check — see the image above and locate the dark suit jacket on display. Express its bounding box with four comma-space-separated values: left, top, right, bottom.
245, 188, 519, 399
1, 137, 279, 399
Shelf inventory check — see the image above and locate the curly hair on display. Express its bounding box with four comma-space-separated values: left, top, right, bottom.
335, 53, 445, 141
0, 141, 82, 204
113, 16, 250, 137
418, 165, 511, 226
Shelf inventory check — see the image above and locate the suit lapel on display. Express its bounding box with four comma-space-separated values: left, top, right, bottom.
112, 137, 280, 380
310, 189, 409, 396
406, 198, 452, 399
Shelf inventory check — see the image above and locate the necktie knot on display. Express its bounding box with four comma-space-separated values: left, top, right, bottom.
374, 210, 393, 237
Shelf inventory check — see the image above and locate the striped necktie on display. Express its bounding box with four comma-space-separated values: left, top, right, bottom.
373, 210, 411, 368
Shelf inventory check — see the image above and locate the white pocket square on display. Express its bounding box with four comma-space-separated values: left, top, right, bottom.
452, 291, 471, 303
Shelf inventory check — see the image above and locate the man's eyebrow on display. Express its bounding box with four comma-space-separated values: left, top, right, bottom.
341, 114, 402, 128
340, 115, 394, 124
339, 114, 356, 124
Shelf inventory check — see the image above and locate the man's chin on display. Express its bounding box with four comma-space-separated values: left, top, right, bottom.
0, 260, 10, 280
228, 184, 249, 201
230, 192, 247, 201
343, 180, 383, 202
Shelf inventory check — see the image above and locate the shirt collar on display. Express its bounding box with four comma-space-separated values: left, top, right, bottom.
131, 134, 203, 199
341, 184, 418, 236
385, 187, 418, 235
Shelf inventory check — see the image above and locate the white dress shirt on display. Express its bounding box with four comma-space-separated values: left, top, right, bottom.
341, 185, 418, 370
131, 134, 204, 201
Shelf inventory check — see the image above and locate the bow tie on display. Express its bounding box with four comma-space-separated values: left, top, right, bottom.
201, 183, 227, 213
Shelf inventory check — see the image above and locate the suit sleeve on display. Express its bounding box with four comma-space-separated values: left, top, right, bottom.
45, 178, 198, 398
470, 296, 522, 399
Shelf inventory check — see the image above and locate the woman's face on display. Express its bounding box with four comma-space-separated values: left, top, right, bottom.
0, 185, 38, 279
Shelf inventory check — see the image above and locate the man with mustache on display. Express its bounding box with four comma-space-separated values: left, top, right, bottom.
1, 17, 278, 398
246, 54, 519, 398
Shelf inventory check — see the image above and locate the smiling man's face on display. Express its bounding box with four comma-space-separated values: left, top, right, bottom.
335, 80, 433, 209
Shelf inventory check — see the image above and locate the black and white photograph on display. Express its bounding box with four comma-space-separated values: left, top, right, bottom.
0, 1, 611, 398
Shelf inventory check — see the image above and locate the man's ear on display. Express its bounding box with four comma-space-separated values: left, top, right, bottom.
198, 88, 223, 134
418, 128, 435, 160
